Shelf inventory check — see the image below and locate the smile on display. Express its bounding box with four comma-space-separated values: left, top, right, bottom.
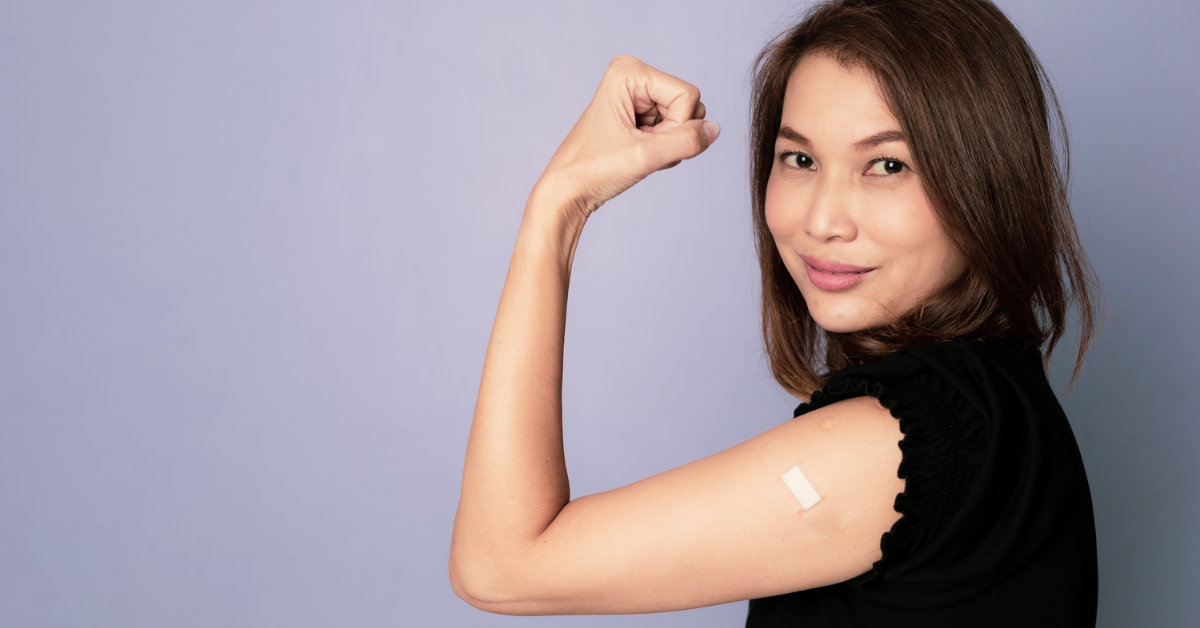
801, 256, 875, 291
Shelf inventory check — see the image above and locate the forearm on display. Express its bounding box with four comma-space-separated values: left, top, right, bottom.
450, 186, 588, 595
448, 57, 716, 609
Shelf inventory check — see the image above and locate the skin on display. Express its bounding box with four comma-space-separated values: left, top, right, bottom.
767, 54, 965, 332
448, 54, 950, 615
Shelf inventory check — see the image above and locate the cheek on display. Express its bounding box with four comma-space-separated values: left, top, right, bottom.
870, 195, 959, 284
865, 188, 931, 237
911, 212, 956, 271
764, 171, 794, 237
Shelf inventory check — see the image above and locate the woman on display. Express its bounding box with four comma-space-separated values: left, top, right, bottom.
450, 0, 1100, 625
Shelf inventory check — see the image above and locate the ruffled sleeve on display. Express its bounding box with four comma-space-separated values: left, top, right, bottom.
789, 339, 1095, 609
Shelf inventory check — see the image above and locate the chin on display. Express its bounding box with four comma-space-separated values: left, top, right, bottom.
796, 278, 892, 333
812, 318, 869, 334
806, 308, 872, 334
802, 293, 882, 333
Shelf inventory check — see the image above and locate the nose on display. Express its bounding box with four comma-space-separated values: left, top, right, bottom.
803, 175, 858, 242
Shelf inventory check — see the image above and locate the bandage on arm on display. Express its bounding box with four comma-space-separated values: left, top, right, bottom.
762, 439, 822, 510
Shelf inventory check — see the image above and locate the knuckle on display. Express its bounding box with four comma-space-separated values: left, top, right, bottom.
604, 56, 644, 82
603, 57, 622, 78
608, 55, 637, 70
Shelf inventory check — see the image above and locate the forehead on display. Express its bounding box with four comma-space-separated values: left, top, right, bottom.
780, 54, 899, 143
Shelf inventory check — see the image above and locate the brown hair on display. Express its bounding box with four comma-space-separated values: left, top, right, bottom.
749, 0, 1100, 398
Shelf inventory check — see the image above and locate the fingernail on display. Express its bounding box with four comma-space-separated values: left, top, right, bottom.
703, 121, 721, 144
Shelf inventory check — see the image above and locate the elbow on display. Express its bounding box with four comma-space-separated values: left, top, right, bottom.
448, 548, 537, 615
448, 555, 497, 612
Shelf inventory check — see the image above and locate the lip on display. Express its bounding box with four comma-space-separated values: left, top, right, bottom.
801, 255, 875, 291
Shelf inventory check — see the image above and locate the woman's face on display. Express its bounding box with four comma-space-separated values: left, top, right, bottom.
765, 54, 964, 333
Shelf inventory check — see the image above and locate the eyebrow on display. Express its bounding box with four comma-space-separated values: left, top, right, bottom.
777, 126, 906, 150
854, 129, 906, 149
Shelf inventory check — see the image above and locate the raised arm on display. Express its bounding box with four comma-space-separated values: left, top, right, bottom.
449, 56, 904, 615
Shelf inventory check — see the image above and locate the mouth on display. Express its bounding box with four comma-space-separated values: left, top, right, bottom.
801, 256, 875, 291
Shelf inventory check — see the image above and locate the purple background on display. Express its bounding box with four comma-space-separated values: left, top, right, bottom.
1, 1, 1196, 626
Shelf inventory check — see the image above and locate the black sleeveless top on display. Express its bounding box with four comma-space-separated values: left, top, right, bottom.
746, 339, 1098, 627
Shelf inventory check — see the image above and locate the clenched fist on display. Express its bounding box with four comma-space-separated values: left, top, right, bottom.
531, 56, 720, 222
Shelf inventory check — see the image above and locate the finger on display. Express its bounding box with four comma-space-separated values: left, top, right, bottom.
643, 71, 701, 126
635, 118, 721, 173
641, 101, 699, 129
636, 106, 664, 128
621, 60, 701, 128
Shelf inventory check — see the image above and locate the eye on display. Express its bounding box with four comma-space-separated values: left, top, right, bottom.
781, 152, 815, 170
866, 158, 907, 176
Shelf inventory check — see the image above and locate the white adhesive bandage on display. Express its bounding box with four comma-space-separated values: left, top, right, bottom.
760, 439, 842, 536
780, 465, 822, 510
761, 439, 824, 511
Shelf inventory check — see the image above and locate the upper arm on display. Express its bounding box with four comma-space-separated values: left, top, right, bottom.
459, 395, 905, 615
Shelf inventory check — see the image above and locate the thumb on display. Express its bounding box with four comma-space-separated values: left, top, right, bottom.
640, 119, 721, 172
